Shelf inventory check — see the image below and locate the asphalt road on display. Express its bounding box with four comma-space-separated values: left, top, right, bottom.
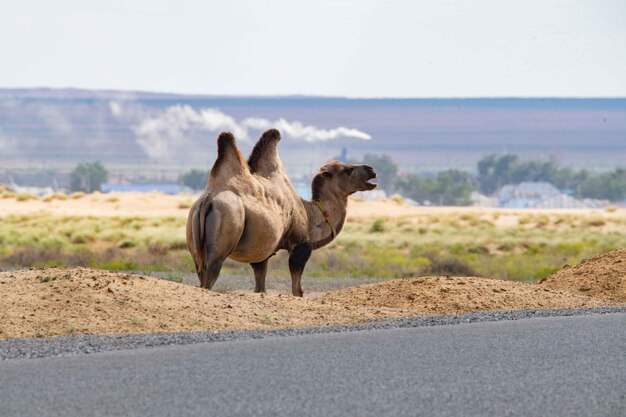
1, 313, 625, 417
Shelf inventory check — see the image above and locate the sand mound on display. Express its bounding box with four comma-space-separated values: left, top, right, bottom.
0, 268, 387, 340
0, 266, 618, 340
319, 276, 608, 315
540, 248, 626, 302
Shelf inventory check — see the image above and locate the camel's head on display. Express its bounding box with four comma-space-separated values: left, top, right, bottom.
313, 161, 377, 198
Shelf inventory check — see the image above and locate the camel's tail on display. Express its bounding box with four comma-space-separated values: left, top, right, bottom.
208, 132, 249, 186
191, 193, 213, 272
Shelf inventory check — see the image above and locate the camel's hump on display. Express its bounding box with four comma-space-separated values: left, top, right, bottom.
209, 132, 249, 182
261, 129, 281, 142
248, 129, 284, 176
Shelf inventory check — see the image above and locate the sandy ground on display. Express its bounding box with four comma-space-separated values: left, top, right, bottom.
0, 268, 397, 340
0, 192, 194, 217
1, 191, 622, 220
1, 248, 624, 340
319, 276, 606, 314
540, 248, 626, 302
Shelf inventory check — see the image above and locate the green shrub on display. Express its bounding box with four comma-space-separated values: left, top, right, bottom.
449, 243, 465, 255
70, 232, 95, 244
534, 266, 561, 279
468, 245, 489, 254
92, 259, 138, 271
39, 236, 67, 251
369, 219, 385, 233
162, 271, 184, 283
427, 258, 477, 276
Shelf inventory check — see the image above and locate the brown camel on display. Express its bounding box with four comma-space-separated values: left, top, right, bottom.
186, 129, 377, 296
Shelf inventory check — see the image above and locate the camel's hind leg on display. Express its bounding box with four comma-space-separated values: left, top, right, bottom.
197, 231, 241, 290
199, 254, 225, 289
191, 191, 244, 290
251, 258, 269, 293
288, 242, 312, 297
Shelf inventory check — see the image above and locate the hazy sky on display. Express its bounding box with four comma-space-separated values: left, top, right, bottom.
1, 0, 625, 97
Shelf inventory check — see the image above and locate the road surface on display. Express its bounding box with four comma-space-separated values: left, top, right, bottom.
1, 313, 625, 417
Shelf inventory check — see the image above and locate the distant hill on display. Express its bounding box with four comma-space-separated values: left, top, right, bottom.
1, 88, 624, 177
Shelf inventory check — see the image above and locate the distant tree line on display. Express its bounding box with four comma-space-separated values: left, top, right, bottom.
396, 170, 477, 206
181, 169, 208, 191
355, 153, 626, 205
143, 153, 626, 205
351, 154, 475, 205
476, 154, 626, 201
69, 162, 209, 193
70, 162, 108, 193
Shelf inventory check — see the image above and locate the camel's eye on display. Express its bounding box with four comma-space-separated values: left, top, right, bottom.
344, 167, 355, 175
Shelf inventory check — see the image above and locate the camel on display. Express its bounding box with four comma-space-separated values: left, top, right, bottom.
186, 129, 377, 296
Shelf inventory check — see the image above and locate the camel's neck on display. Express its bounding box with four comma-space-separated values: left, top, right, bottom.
303, 193, 348, 250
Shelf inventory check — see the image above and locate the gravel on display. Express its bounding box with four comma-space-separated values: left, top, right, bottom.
2, 306, 625, 361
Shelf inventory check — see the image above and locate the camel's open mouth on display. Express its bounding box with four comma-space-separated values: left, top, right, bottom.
363, 173, 378, 190
364, 180, 378, 190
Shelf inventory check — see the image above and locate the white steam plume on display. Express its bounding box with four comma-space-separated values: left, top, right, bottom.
109, 101, 122, 117
109, 102, 371, 159
268, 118, 371, 142
38, 105, 72, 134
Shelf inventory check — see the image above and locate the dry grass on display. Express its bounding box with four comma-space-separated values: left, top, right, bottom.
70, 192, 86, 199
42, 192, 68, 202
15, 193, 38, 202
0, 196, 624, 281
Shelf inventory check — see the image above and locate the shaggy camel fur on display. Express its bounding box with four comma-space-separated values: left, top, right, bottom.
186, 129, 377, 296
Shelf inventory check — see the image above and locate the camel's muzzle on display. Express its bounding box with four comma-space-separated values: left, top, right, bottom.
362, 165, 378, 190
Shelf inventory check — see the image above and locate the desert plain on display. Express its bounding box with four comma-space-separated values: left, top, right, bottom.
0, 191, 624, 340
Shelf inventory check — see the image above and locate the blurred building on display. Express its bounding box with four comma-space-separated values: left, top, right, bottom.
332, 147, 349, 163
472, 182, 609, 209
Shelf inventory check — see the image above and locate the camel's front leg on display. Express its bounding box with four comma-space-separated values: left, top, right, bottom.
288, 242, 312, 297
250, 258, 269, 293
